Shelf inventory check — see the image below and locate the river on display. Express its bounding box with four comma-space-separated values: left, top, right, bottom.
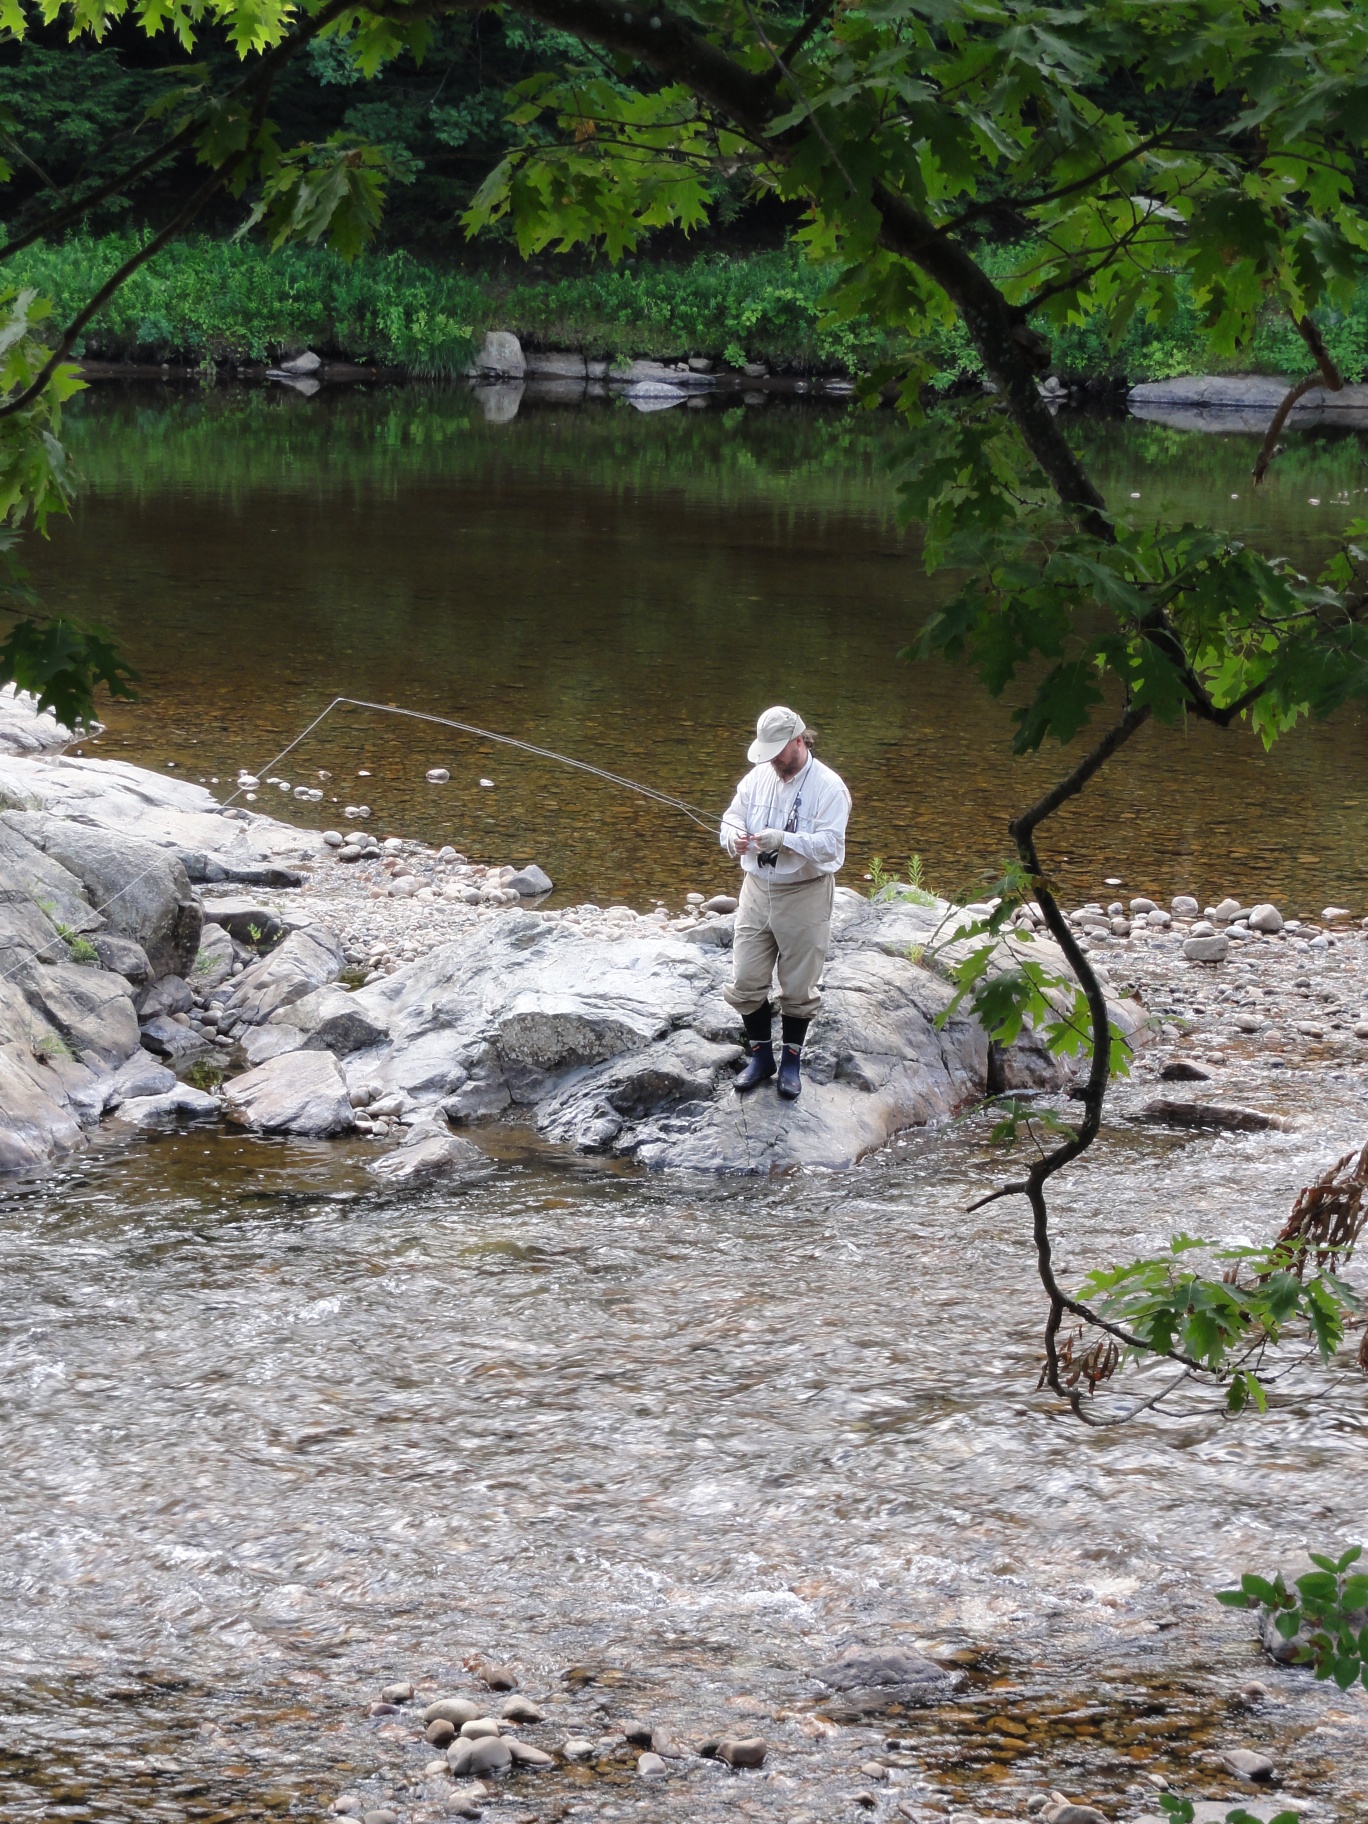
3, 382, 1367, 1824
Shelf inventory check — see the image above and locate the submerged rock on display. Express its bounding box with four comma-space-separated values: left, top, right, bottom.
367, 1122, 494, 1186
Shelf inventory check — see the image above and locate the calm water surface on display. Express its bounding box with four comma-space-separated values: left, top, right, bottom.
5, 385, 1368, 1822
25, 382, 1368, 910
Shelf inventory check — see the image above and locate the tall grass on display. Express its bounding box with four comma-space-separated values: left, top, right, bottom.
9, 232, 1368, 382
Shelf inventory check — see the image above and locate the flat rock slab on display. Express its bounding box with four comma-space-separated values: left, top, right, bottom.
223, 1050, 355, 1136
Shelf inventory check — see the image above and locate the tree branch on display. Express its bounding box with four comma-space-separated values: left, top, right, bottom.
0, 119, 201, 265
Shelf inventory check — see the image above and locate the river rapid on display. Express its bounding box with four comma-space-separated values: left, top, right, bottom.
3, 1098, 1366, 1822
3, 384, 1368, 1824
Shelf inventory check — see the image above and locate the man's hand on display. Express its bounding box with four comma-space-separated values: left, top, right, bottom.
722, 825, 750, 858
755, 828, 788, 852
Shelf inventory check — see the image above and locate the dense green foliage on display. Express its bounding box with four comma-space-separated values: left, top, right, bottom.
5, 234, 900, 372
1220, 1545, 1368, 1692
0, 15, 678, 250
12, 231, 1368, 381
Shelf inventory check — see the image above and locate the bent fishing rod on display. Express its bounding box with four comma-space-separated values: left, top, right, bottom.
224, 695, 723, 834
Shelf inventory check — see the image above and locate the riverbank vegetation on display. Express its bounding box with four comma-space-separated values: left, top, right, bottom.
11, 232, 1368, 383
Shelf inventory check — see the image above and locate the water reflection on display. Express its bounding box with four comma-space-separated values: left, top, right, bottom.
23, 383, 1368, 911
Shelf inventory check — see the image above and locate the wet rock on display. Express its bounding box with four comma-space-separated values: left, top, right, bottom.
367, 1124, 495, 1186
332, 1797, 363, 1815
443, 1785, 487, 1820
507, 1741, 555, 1768
460, 1718, 503, 1740
1139, 1098, 1288, 1133
637, 1751, 667, 1777
423, 1697, 483, 1728
426, 768, 450, 784
1171, 895, 1200, 917
466, 1736, 513, 1776
93, 933, 152, 986
813, 1646, 957, 1705
1160, 1059, 1211, 1081
1248, 904, 1284, 934
715, 1737, 767, 1768
381, 1682, 414, 1704
1043, 1806, 1109, 1824
500, 1696, 542, 1723
110, 1084, 220, 1129
426, 1719, 458, 1747
1220, 1748, 1275, 1781
561, 1738, 594, 1759
361, 1811, 399, 1824
700, 894, 739, 914
222, 1049, 355, 1136
447, 1740, 475, 1776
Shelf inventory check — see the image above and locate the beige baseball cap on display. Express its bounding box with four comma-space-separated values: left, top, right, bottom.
748, 704, 807, 764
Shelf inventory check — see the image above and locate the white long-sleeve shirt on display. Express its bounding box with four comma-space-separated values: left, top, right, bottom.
718, 755, 851, 881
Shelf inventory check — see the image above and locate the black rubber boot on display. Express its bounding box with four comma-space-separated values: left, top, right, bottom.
734, 1003, 776, 1093
777, 1015, 808, 1101
734, 1041, 776, 1093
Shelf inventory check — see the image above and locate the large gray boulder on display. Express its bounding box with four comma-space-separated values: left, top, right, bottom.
17, 959, 140, 1068
3, 812, 201, 979
223, 924, 345, 1025
327, 891, 1140, 1172
0, 818, 103, 967
223, 1050, 355, 1136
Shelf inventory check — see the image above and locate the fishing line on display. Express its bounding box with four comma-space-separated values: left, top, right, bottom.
224, 696, 724, 834
0, 693, 727, 991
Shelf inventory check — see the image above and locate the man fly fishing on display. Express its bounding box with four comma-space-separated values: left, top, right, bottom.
719, 706, 852, 1101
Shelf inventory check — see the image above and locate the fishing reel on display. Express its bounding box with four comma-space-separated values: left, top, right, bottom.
757, 848, 780, 869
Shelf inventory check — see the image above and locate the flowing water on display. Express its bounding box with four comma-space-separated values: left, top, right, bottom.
4, 384, 1368, 1823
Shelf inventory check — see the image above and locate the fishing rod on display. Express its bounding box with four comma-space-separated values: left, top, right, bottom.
224, 696, 724, 834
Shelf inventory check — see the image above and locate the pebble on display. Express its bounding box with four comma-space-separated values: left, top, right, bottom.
466, 1736, 513, 1775
500, 1696, 543, 1722
459, 1716, 502, 1739
425, 1718, 457, 1747
562, 1738, 595, 1759
637, 1751, 667, 1777
715, 1736, 767, 1768
474, 1661, 517, 1691
426, 768, 450, 783
423, 1697, 482, 1727
1220, 1747, 1275, 1780
507, 1741, 555, 1768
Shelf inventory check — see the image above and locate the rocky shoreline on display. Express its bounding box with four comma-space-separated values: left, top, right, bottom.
5, 687, 1367, 1180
